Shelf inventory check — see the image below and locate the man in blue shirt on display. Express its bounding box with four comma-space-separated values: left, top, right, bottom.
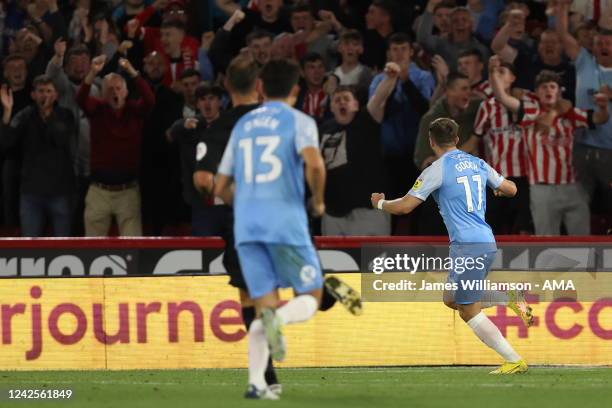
557, 4, 612, 216
369, 33, 433, 202
371, 118, 531, 375
215, 59, 326, 399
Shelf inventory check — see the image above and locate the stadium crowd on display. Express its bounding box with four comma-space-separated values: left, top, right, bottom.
0, 0, 610, 237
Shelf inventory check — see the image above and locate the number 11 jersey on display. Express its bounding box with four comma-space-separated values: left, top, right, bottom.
408, 149, 505, 244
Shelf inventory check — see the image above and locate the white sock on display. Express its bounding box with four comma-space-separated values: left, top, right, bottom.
467, 312, 521, 362
247, 319, 269, 389
276, 295, 318, 325
480, 291, 509, 308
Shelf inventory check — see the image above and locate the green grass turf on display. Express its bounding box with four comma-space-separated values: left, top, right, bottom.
0, 367, 610, 408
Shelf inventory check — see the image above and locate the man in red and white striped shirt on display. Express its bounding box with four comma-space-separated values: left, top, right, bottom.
474, 59, 531, 234
491, 63, 610, 235
297, 53, 330, 122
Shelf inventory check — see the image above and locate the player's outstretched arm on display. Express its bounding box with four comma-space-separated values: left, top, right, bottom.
494, 179, 517, 198
214, 174, 234, 205
302, 146, 326, 217
371, 193, 423, 215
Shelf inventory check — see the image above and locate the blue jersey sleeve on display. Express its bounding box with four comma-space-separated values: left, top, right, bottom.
483, 161, 505, 190
217, 130, 236, 176
408, 159, 443, 201
294, 111, 319, 153
575, 47, 593, 72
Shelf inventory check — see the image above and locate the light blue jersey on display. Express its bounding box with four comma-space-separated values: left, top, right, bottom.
408, 149, 505, 245
217, 101, 323, 299
217, 101, 318, 246
408, 149, 504, 304
574, 48, 612, 149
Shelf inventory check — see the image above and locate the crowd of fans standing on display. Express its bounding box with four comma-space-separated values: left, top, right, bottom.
0, 0, 610, 237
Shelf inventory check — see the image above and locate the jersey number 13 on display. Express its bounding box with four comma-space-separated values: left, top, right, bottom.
238, 136, 282, 183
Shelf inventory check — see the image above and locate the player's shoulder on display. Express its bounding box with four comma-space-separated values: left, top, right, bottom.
288, 105, 317, 127
423, 154, 446, 176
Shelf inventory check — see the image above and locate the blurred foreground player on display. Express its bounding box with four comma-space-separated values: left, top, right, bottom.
371, 118, 531, 374
214, 59, 328, 399
196, 56, 360, 399
192, 55, 281, 393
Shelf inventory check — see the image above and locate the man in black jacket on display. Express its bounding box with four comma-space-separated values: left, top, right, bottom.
0, 75, 76, 237
168, 82, 223, 236
319, 63, 398, 236
1, 54, 32, 231
140, 51, 184, 234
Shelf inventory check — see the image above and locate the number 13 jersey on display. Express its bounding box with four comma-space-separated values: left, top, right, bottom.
218, 101, 319, 246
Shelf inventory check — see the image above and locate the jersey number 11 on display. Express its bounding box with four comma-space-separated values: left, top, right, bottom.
456, 175, 483, 212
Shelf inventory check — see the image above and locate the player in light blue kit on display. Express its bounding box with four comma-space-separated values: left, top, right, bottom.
371, 118, 530, 374
214, 59, 327, 400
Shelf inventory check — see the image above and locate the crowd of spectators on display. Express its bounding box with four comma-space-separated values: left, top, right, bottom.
0, 0, 610, 237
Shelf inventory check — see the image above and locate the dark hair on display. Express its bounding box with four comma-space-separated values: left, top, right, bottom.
429, 117, 459, 146
160, 18, 186, 31
32, 74, 56, 90
445, 71, 469, 88
259, 59, 300, 98
339, 29, 363, 44
332, 85, 357, 98
290, 4, 312, 16
226, 54, 259, 94
195, 82, 224, 99
65, 45, 91, 62
3, 54, 26, 67
246, 30, 274, 45
179, 68, 201, 81
458, 48, 483, 63
371, 0, 396, 16
300, 52, 324, 68
388, 32, 412, 47
500, 61, 516, 76
534, 70, 562, 88
539, 28, 559, 39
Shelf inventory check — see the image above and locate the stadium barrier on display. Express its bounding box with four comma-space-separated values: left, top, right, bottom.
0, 237, 610, 370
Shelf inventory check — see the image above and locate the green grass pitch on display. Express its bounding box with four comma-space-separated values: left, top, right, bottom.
1, 367, 610, 408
